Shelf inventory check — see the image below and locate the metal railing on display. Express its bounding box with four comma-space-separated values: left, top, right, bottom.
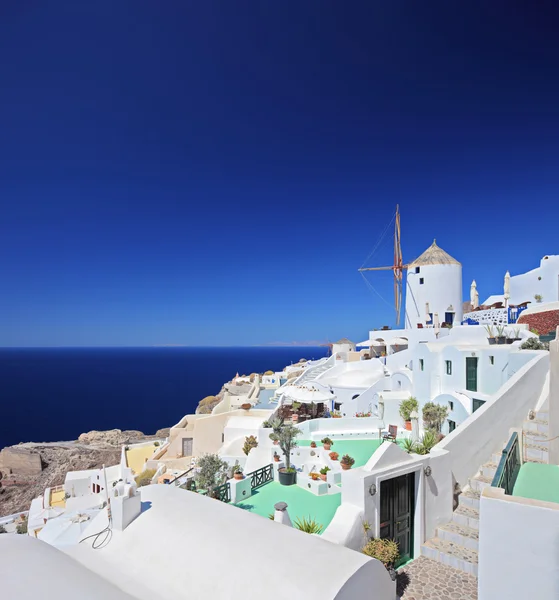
247, 463, 273, 491
213, 481, 231, 503
168, 467, 194, 486
492, 431, 521, 495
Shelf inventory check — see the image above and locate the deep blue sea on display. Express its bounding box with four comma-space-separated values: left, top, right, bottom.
0, 347, 327, 449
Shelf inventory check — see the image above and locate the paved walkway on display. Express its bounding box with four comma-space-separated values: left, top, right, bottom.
397, 556, 478, 599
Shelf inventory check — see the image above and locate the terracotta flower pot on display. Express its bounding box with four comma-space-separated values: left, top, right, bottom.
234, 473, 244, 480
320, 474, 327, 482
323, 443, 331, 450
273, 456, 280, 462
405, 421, 412, 431
273, 440, 279, 445
341, 462, 351, 470
310, 442, 317, 448
310, 474, 319, 481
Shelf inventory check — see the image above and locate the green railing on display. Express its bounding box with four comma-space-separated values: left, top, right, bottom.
213, 481, 231, 503
247, 463, 273, 490
492, 431, 521, 495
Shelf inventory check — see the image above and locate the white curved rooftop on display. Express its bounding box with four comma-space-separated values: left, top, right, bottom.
62, 484, 391, 600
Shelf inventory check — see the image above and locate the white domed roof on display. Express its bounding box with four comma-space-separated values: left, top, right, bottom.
408, 240, 461, 267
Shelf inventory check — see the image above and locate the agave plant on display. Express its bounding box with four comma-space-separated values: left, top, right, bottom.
294, 516, 324, 534
415, 430, 438, 455
401, 437, 417, 454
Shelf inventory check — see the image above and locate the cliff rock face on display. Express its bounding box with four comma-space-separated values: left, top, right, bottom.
77, 429, 146, 446
0, 447, 43, 477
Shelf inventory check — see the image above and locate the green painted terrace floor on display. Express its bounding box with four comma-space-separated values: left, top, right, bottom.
236, 439, 405, 531
235, 481, 342, 532
513, 462, 559, 504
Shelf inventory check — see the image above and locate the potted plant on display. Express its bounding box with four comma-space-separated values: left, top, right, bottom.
241, 403, 252, 410
321, 437, 333, 450
329, 451, 339, 461
319, 466, 330, 481
512, 327, 522, 342
399, 397, 419, 431
273, 452, 280, 462
277, 423, 302, 486
534, 294, 543, 303
340, 454, 355, 470
362, 538, 400, 581
401, 437, 417, 454
485, 324, 496, 345
233, 465, 244, 480
310, 441, 317, 448
332, 410, 342, 418
495, 325, 507, 345
242, 435, 258, 456
309, 472, 320, 481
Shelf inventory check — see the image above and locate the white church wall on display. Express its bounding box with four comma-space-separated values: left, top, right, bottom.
478, 487, 559, 600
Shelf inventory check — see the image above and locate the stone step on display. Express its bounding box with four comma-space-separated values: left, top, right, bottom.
525, 455, 548, 465
537, 411, 549, 421
492, 452, 504, 465
421, 537, 478, 576
437, 521, 479, 551
453, 505, 480, 531
469, 474, 493, 493
480, 462, 498, 479
458, 488, 481, 511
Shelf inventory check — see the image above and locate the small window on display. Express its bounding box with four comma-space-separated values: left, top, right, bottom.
489, 356, 494, 365
448, 401, 454, 411
445, 360, 452, 375
419, 278, 424, 285
415, 267, 420, 274
419, 359, 424, 371
448, 420, 456, 433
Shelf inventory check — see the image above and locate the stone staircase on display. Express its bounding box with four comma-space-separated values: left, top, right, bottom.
421, 409, 549, 576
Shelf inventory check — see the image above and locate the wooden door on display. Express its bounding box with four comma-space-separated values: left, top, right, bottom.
466, 357, 478, 392
380, 472, 415, 567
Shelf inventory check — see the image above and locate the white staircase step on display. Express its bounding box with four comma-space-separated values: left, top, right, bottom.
537, 411, 549, 421
437, 521, 479, 550
421, 537, 478, 576
525, 445, 549, 462
469, 474, 493, 493
480, 462, 498, 479
453, 505, 480, 531
459, 488, 481, 510
523, 432, 549, 450
523, 420, 549, 434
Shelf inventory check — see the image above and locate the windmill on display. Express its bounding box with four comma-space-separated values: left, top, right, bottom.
319, 339, 334, 356
358, 205, 407, 326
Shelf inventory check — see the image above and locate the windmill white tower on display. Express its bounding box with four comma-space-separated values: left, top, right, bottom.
404, 240, 462, 329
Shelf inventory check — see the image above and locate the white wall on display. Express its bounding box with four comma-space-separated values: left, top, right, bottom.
479, 487, 559, 600
438, 352, 549, 489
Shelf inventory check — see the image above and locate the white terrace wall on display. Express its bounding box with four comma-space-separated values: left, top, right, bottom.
550, 330, 559, 464
438, 351, 549, 489
478, 487, 559, 600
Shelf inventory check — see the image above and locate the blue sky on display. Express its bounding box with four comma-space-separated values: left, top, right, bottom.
2, 2, 559, 346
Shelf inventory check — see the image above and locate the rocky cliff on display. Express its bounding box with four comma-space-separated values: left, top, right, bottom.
0, 427, 167, 517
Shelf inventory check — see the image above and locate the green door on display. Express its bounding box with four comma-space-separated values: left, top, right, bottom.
466, 357, 478, 392
380, 472, 415, 567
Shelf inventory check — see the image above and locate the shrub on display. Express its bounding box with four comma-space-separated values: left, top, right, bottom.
399, 397, 419, 421
294, 516, 324, 535
268, 416, 284, 434
341, 454, 355, 466
521, 337, 549, 351
422, 402, 449, 432
534, 294, 543, 303
16, 516, 28, 535
264, 370, 274, 376
319, 466, 331, 475
0, 525, 7, 534
321, 437, 333, 446
135, 468, 157, 487
362, 538, 400, 568
242, 435, 258, 456
195, 454, 229, 494
154, 441, 160, 447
